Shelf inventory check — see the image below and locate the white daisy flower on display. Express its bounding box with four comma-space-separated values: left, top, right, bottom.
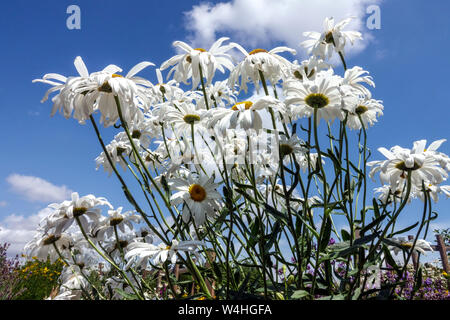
170, 173, 222, 225
23, 231, 73, 263
278, 134, 307, 159
95, 135, 133, 176
203, 80, 237, 108
296, 152, 321, 173
374, 184, 414, 205
206, 96, 285, 133
93, 207, 142, 240
46, 192, 113, 235
81, 61, 154, 127
150, 68, 184, 103
33, 56, 122, 123
161, 37, 235, 89
343, 97, 384, 130
368, 141, 449, 191
284, 74, 343, 123
412, 139, 450, 171
341, 66, 375, 99
287, 56, 330, 82
387, 237, 434, 256
125, 239, 205, 268
419, 183, 450, 203
228, 44, 296, 93
164, 101, 206, 137
301, 17, 362, 60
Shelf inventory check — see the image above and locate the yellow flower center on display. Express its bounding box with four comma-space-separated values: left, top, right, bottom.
195, 48, 206, 52
189, 184, 207, 202
73, 207, 88, 217
280, 144, 294, 157
112, 74, 123, 78
110, 217, 124, 226
305, 93, 329, 108
165, 245, 172, 250
355, 105, 369, 115
43, 234, 61, 246
231, 101, 253, 111
98, 81, 113, 93
249, 48, 268, 55
325, 32, 334, 44
183, 114, 201, 124
395, 161, 422, 171
132, 130, 142, 139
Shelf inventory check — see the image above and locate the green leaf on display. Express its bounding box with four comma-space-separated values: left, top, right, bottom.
413, 267, 423, 292
352, 287, 361, 300
264, 204, 288, 225
248, 217, 261, 248
341, 229, 351, 241
212, 262, 223, 284
319, 216, 332, 251
234, 187, 258, 205
372, 199, 380, 219
390, 222, 419, 237
264, 220, 281, 252
360, 214, 387, 234
382, 245, 400, 272
291, 290, 310, 299
115, 288, 138, 300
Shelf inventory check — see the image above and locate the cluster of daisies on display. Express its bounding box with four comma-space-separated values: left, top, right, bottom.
27, 16, 449, 299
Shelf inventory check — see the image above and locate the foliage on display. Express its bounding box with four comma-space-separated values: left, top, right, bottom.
0, 243, 24, 300
14, 256, 64, 300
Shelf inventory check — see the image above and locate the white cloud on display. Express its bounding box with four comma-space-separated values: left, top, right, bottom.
0, 201, 7, 207
0, 208, 52, 256
184, 0, 381, 57
6, 174, 72, 203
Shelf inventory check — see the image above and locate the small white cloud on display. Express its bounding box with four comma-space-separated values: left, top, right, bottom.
0, 201, 7, 207
6, 174, 72, 203
184, 0, 381, 57
0, 208, 52, 256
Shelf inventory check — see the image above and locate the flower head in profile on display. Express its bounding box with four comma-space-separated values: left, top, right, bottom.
150, 68, 184, 103
343, 97, 384, 130
125, 239, 205, 268
161, 37, 235, 89
24, 232, 73, 263
170, 172, 222, 225
387, 237, 434, 255
287, 56, 330, 83
368, 140, 449, 192
81, 61, 154, 127
228, 44, 296, 93
33, 56, 121, 123
278, 134, 307, 159
301, 17, 362, 59
206, 96, 285, 133
45, 192, 113, 235
93, 207, 142, 240
95, 134, 133, 176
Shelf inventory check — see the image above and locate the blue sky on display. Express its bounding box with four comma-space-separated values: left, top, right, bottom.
0, 0, 449, 262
